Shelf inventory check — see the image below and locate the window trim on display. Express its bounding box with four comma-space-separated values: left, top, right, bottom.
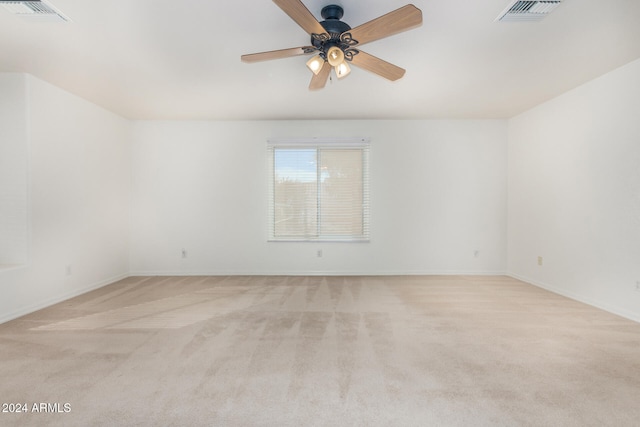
267, 137, 370, 243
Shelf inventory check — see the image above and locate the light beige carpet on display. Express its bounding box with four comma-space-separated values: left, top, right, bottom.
1, 275, 639, 426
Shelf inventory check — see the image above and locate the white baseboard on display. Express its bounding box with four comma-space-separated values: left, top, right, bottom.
507, 272, 640, 324
0, 273, 129, 325
128, 270, 508, 277
0, 270, 521, 326
19, 271, 632, 327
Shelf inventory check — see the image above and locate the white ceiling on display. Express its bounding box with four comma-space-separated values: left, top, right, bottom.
1, 0, 639, 120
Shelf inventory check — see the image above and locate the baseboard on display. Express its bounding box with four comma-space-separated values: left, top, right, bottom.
507, 272, 640, 324
128, 270, 508, 277
15, 271, 634, 325
6, 271, 636, 325
0, 273, 129, 325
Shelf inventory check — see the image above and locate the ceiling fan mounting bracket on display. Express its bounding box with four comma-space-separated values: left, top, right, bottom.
321, 4, 343, 20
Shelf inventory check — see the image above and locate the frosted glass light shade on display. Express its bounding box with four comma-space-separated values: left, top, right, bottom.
326, 46, 344, 67
306, 55, 324, 75
335, 61, 351, 79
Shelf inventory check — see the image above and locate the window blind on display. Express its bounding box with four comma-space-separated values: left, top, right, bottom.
267, 138, 370, 242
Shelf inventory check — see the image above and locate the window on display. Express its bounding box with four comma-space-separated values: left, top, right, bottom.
268, 138, 370, 242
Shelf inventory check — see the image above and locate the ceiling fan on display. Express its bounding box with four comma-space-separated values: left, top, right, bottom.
241, 0, 423, 90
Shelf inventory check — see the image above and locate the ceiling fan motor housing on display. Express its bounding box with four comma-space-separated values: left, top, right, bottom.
311, 5, 353, 58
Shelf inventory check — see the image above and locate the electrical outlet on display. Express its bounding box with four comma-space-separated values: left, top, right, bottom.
537, 256, 543, 266
66, 265, 72, 276
636, 281, 640, 292
474, 250, 480, 258
181, 249, 187, 259
317, 249, 323, 258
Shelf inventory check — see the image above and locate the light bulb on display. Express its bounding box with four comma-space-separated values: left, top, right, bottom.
306, 55, 324, 75
326, 46, 344, 67
335, 61, 351, 79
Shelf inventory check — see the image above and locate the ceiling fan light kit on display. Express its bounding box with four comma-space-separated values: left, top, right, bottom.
241, 0, 423, 90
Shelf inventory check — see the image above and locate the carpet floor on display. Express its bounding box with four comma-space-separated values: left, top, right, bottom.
1, 275, 639, 426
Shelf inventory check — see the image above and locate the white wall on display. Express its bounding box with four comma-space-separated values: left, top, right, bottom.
508, 58, 640, 322
3, 59, 639, 323
0, 74, 28, 266
130, 120, 508, 275
0, 74, 131, 324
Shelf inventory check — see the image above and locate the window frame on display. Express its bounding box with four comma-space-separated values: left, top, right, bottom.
267, 137, 370, 243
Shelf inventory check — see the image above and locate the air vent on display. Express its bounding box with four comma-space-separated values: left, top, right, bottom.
0, 0, 70, 22
496, 0, 562, 22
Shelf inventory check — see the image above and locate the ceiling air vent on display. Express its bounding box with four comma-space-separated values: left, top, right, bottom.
496, 0, 562, 22
0, 0, 70, 22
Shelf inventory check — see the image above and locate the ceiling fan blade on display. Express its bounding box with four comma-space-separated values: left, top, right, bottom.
350, 51, 406, 81
273, 0, 327, 36
347, 4, 422, 46
241, 47, 315, 63
309, 61, 331, 91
